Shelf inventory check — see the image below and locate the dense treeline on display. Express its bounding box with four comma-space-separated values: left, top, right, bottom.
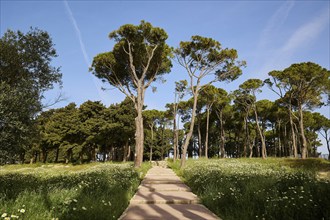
4, 84, 329, 164
1, 25, 329, 165
172, 84, 330, 160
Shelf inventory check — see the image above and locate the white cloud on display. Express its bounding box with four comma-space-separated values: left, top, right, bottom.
63, 0, 110, 104
280, 7, 329, 55
257, 6, 329, 78
258, 0, 295, 48
63, 0, 90, 66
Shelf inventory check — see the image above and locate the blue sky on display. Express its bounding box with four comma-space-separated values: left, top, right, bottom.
1, 0, 329, 152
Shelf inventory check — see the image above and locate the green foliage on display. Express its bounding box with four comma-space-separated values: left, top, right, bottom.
34, 98, 137, 164
91, 21, 173, 167
175, 35, 245, 83
0, 162, 150, 220
0, 28, 62, 164
268, 62, 329, 109
91, 20, 172, 92
170, 158, 330, 220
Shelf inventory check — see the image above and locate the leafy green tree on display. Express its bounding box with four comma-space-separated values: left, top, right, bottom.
0, 28, 62, 163
91, 21, 172, 167
78, 101, 106, 162
199, 85, 218, 158
313, 113, 330, 159
232, 89, 254, 157
175, 35, 245, 167
238, 79, 267, 159
106, 98, 136, 161
172, 80, 188, 160
143, 109, 162, 161
34, 109, 56, 163
267, 62, 329, 159
213, 89, 231, 158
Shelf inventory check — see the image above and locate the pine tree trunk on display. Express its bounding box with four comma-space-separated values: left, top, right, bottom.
249, 138, 255, 158
42, 149, 48, 163
277, 120, 282, 157
173, 93, 177, 161
243, 115, 248, 158
254, 106, 266, 159
205, 106, 210, 158
325, 131, 330, 160
55, 148, 59, 163
219, 110, 225, 158
198, 121, 202, 158
288, 107, 298, 158
181, 84, 200, 168
134, 87, 145, 168
173, 117, 177, 161
123, 141, 128, 162
298, 105, 308, 159
150, 125, 153, 162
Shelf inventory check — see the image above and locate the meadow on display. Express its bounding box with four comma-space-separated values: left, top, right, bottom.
169, 158, 330, 220
0, 162, 151, 220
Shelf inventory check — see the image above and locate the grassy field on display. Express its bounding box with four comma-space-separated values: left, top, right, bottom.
0, 162, 151, 220
169, 158, 330, 220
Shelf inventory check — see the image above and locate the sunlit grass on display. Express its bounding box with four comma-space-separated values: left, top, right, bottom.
169, 158, 330, 220
0, 162, 151, 220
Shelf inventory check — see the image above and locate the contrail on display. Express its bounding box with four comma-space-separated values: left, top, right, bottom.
63, 0, 107, 103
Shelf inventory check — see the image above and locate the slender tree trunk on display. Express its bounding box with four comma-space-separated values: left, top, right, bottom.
42, 149, 47, 163
198, 121, 202, 158
176, 130, 179, 159
288, 107, 298, 158
254, 106, 266, 159
123, 140, 129, 162
173, 93, 177, 161
235, 132, 239, 157
323, 131, 330, 160
249, 138, 255, 158
277, 120, 282, 157
92, 147, 96, 161
150, 124, 154, 162
218, 110, 225, 158
134, 86, 145, 168
284, 124, 288, 157
243, 115, 248, 158
298, 105, 308, 159
205, 106, 210, 158
173, 118, 177, 161
55, 148, 59, 163
326, 133, 330, 160
181, 84, 200, 168
103, 149, 107, 162
161, 124, 165, 160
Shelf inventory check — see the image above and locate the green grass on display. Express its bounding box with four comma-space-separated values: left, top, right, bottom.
0, 162, 151, 220
169, 158, 330, 220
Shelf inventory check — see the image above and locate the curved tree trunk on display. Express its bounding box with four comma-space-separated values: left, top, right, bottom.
181, 84, 200, 168
254, 106, 266, 159
288, 107, 298, 158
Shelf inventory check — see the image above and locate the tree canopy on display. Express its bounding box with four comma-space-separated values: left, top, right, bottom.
0, 28, 62, 163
